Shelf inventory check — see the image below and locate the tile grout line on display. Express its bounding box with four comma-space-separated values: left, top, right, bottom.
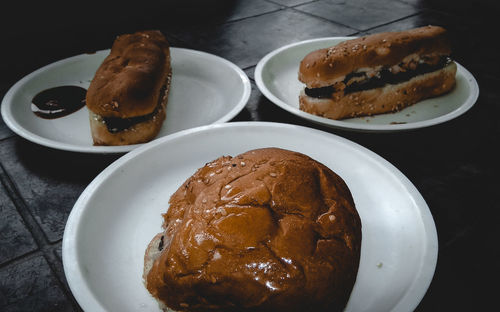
362, 12, 423, 32
0, 162, 49, 248
0, 162, 82, 311
287, 6, 361, 34
265, 0, 319, 8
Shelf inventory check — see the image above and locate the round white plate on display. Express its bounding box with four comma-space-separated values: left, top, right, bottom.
1, 48, 250, 153
255, 37, 479, 132
63, 122, 437, 312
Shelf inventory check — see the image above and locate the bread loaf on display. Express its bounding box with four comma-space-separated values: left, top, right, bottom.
298, 26, 456, 120
86, 30, 171, 145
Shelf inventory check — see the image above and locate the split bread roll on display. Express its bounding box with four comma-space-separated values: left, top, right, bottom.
86, 30, 171, 145
298, 25, 457, 120
144, 148, 362, 312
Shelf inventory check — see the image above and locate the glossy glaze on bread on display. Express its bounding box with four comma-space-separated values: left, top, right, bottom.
85, 30, 171, 145
299, 26, 451, 88
144, 148, 362, 312
297, 26, 456, 120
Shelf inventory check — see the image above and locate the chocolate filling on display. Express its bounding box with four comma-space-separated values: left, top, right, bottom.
103, 85, 166, 133
305, 56, 452, 98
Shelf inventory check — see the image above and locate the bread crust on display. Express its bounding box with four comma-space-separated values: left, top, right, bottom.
299, 26, 451, 88
143, 148, 362, 312
86, 30, 171, 118
88, 75, 170, 146
299, 62, 457, 120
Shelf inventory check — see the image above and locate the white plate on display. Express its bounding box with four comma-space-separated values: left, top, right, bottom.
255, 37, 479, 132
62, 122, 437, 312
1, 48, 250, 153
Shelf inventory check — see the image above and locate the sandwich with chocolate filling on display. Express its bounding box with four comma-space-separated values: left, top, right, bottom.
86, 30, 171, 145
144, 147, 362, 312
298, 25, 457, 120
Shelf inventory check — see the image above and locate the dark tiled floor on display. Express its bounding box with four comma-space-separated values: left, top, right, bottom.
0, 255, 74, 311
168, 8, 357, 69
295, 0, 421, 31
0, 179, 37, 265
1, 0, 499, 311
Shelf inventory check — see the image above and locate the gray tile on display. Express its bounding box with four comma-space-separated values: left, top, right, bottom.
222, 0, 283, 22
0, 182, 38, 265
0, 255, 74, 311
168, 8, 357, 69
54, 242, 62, 261
159, 0, 283, 25
2, 286, 74, 312
1, 86, 15, 140
0, 138, 119, 242
0, 119, 14, 141
295, 0, 420, 31
245, 66, 256, 82
268, 0, 318, 7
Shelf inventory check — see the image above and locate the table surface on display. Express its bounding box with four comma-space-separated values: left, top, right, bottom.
1, 1, 498, 311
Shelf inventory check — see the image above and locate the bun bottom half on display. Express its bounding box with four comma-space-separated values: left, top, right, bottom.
88, 76, 171, 146
299, 62, 457, 120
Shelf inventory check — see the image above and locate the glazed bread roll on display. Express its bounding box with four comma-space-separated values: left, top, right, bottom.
144, 148, 362, 312
86, 30, 171, 145
298, 25, 457, 120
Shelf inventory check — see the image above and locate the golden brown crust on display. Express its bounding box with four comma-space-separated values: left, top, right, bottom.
86, 30, 171, 118
299, 26, 451, 88
88, 90, 167, 146
144, 148, 362, 312
299, 62, 457, 120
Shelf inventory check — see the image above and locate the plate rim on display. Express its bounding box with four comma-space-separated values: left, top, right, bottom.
1, 48, 251, 154
62, 121, 438, 312
254, 36, 479, 133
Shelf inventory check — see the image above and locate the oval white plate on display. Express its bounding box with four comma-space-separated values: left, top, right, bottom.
63, 122, 437, 312
1, 48, 250, 153
255, 37, 479, 132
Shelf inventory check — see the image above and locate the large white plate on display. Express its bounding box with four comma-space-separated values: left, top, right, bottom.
62, 122, 437, 312
1, 48, 250, 153
255, 37, 479, 132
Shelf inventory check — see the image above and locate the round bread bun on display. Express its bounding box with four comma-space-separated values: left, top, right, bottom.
144, 148, 362, 312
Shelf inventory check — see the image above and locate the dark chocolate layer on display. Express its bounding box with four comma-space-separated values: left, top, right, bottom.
304, 56, 452, 98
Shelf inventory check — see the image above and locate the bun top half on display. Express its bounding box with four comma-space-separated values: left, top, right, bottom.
86, 30, 171, 118
299, 25, 452, 88
145, 147, 362, 312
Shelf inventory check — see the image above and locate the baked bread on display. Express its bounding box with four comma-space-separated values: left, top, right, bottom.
298, 25, 457, 120
86, 30, 171, 145
144, 148, 362, 312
